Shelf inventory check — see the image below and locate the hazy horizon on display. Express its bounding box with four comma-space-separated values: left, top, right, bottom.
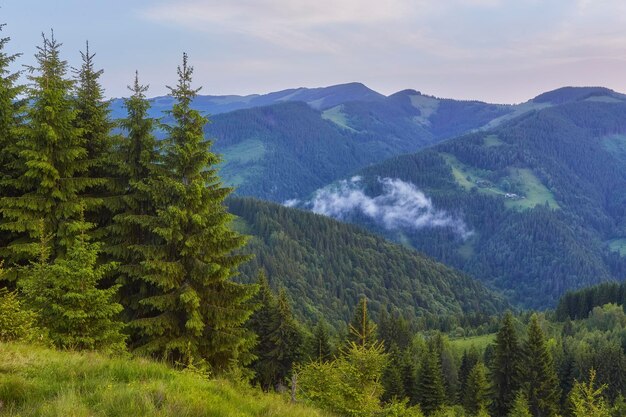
4, 0, 626, 104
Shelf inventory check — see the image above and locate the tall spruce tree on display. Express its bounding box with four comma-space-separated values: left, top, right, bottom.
268, 288, 304, 386
347, 296, 378, 348
521, 315, 560, 417
0, 32, 96, 267
508, 392, 532, 417
73, 41, 118, 236
311, 319, 332, 362
129, 53, 255, 371
416, 351, 446, 415
464, 362, 491, 416
491, 312, 522, 416
109, 72, 159, 321
0, 24, 25, 259
459, 348, 481, 403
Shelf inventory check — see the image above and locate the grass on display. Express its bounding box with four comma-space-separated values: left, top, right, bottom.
504, 168, 559, 210
0, 342, 329, 417
449, 333, 495, 353
409, 94, 439, 125
601, 134, 626, 164
218, 139, 266, 187
442, 153, 559, 210
482, 135, 503, 147
607, 238, 626, 256
321, 105, 357, 132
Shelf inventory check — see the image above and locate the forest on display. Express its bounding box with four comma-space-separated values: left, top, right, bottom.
0, 22, 625, 417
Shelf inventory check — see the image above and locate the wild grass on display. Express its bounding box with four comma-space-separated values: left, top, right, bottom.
0, 342, 329, 417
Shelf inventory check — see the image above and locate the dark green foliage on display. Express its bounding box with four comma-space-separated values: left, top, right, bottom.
382, 345, 406, 402
108, 73, 159, 323
556, 282, 626, 321
416, 351, 446, 415
311, 319, 333, 362
491, 312, 522, 416
0, 32, 98, 265
463, 362, 490, 416
348, 100, 626, 308
379, 309, 413, 351
459, 347, 480, 402
19, 225, 125, 352
520, 315, 560, 417
228, 197, 506, 329
129, 54, 255, 371
73, 41, 119, 237
249, 273, 303, 390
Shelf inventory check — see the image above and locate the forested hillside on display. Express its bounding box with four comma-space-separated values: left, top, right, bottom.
228, 197, 506, 328
300, 96, 626, 308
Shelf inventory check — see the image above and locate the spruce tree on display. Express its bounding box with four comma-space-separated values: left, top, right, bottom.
520, 315, 560, 417
416, 351, 446, 415
312, 319, 332, 362
464, 362, 491, 416
347, 296, 378, 348
268, 288, 304, 386
568, 370, 610, 417
72, 41, 118, 236
491, 312, 522, 416
508, 392, 532, 417
19, 219, 125, 352
459, 347, 480, 401
249, 271, 278, 390
0, 32, 96, 266
0, 23, 25, 262
129, 53, 255, 371
109, 72, 159, 321
382, 345, 406, 402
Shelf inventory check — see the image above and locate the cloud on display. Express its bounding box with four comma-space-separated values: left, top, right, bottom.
295, 176, 472, 238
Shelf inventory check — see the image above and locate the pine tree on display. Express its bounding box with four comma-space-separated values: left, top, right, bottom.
0, 32, 97, 266
568, 369, 611, 417
508, 391, 532, 417
382, 345, 406, 402
0, 23, 25, 264
312, 319, 332, 362
491, 312, 522, 416
459, 347, 480, 401
416, 351, 446, 415
347, 296, 378, 348
129, 53, 255, 371
268, 288, 304, 386
19, 219, 125, 352
249, 271, 279, 390
72, 41, 118, 237
520, 315, 560, 417
464, 362, 491, 416
109, 72, 159, 321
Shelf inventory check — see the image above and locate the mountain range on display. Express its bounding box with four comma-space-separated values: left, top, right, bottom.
111, 83, 626, 310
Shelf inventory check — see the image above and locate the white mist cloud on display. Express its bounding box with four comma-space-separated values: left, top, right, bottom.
299, 177, 471, 238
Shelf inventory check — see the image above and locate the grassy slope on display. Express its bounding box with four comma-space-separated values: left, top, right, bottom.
0, 343, 328, 417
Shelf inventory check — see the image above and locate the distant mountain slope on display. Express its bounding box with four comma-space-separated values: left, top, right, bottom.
228, 197, 507, 328
296, 96, 626, 308
109, 82, 384, 119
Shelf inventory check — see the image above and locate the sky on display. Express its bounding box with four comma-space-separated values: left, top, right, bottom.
3, 0, 626, 103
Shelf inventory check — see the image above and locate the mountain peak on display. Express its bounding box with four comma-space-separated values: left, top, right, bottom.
532, 86, 625, 105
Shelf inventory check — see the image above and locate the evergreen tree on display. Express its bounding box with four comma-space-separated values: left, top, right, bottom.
312, 319, 332, 362
459, 347, 480, 401
520, 315, 560, 417
491, 312, 522, 416
72, 41, 118, 237
382, 345, 406, 402
129, 53, 255, 371
347, 296, 378, 348
109, 72, 159, 322
568, 369, 611, 417
416, 351, 446, 415
0, 23, 25, 262
268, 288, 304, 386
0, 32, 96, 266
464, 362, 491, 416
508, 392, 532, 417
249, 271, 279, 390
19, 220, 125, 352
